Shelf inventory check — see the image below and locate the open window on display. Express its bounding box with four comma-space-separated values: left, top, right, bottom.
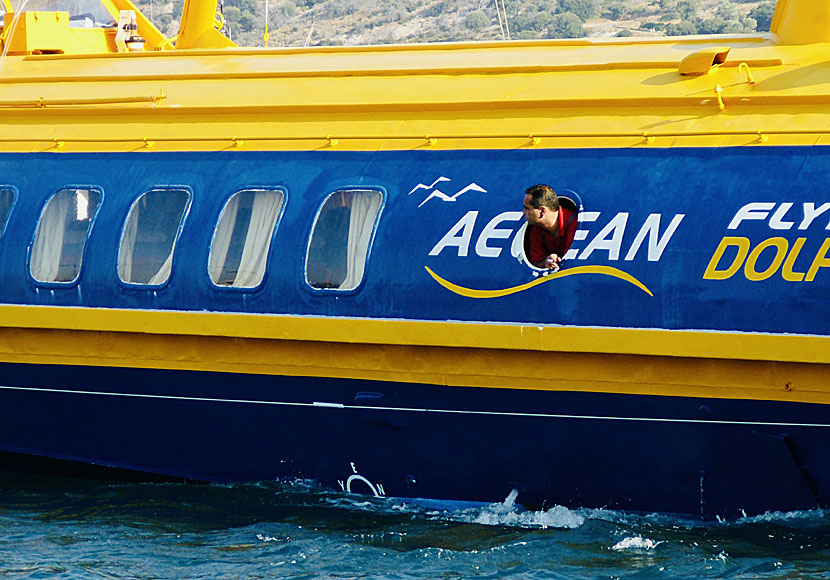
208, 188, 284, 288
30, 187, 101, 284
118, 188, 189, 286
521, 191, 582, 269
305, 189, 382, 291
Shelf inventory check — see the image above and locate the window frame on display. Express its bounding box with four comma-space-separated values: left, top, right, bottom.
115, 186, 192, 290
0, 185, 18, 247
302, 186, 385, 296
518, 189, 584, 272
206, 186, 288, 292
27, 185, 104, 288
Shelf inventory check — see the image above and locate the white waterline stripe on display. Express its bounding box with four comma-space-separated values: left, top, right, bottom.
0, 384, 828, 428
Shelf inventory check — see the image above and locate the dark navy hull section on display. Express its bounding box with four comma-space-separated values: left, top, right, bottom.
0, 361, 824, 517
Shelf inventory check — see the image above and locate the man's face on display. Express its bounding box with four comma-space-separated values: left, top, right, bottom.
523, 194, 541, 224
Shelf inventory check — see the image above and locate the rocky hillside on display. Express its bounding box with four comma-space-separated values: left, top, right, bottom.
133, 0, 776, 48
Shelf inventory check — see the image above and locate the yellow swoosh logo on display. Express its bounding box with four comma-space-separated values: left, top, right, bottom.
425, 265, 653, 298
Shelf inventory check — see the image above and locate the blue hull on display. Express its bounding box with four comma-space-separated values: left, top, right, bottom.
0, 361, 825, 517
0, 147, 828, 516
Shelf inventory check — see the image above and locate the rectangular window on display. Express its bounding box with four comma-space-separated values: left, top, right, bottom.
30, 188, 101, 284
118, 188, 189, 285
0, 188, 16, 239
306, 189, 382, 291
209, 189, 284, 288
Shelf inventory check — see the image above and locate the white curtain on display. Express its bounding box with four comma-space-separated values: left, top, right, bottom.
119, 190, 187, 285
208, 194, 240, 285
148, 249, 174, 285
235, 191, 281, 287
31, 192, 70, 282
340, 191, 381, 290
118, 201, 140, 283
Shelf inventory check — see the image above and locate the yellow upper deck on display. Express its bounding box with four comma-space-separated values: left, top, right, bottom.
0, 0, 829, 152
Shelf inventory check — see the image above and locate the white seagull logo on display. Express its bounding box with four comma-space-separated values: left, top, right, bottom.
408, 177, 487, 208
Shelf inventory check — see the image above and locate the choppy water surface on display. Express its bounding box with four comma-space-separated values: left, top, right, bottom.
1, 471, 829, 579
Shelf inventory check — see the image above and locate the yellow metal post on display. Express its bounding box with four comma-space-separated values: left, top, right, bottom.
771, 0, 830, 44
176, 0, 235, 49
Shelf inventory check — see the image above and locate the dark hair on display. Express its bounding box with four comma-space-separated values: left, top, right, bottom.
525, 184, 559, 211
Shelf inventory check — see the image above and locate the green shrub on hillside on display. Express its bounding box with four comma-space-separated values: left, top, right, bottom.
464, 10, 490, 30
549, 11, 585, 37
603, 2, 625, 20
558, 0, 598, 20
750, 1, 775, 31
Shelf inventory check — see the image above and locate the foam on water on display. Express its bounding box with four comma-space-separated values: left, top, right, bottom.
403, 489, 585, 529
737, 508, 829, 526
611, 535, 663, 551
425, 489, 585, 529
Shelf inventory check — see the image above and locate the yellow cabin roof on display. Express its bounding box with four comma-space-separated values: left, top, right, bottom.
0, 0, 829, 153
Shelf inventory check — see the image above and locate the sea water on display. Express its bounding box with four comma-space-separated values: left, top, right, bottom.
1, 470, 829, 579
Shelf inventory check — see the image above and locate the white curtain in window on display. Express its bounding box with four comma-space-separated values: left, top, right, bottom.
31, 192, 70, 282
234, 191, 281, 287
340, 191, 381, 290
208, 194, 240, 284
148, 242, 175, 285
118, 202, 140, 283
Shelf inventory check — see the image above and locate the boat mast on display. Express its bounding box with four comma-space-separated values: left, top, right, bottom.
771, 0, 830, 44
176, 0, 236, 49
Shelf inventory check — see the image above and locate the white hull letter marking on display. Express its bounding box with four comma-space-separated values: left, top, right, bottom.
511, 222, 528, 258
769, 203, 795, 230
578, 213, 629, 260
476, 211, 523, 258
728, 202, 774, 229
429, 211, 478, 256
800, 203, 830, 230
624, 214, 685, 261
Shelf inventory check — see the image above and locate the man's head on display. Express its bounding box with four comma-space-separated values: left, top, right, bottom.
523, 184, 559, 225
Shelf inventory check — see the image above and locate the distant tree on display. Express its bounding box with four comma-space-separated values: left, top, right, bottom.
615, 28, 632, 36
714, 0, 738, 21
719, 18, 751, 33
238, 10, 257, 31
557, 0, 598, 20
464, 9, 489, 30
603, 1, 625, 20
401, 0, 419, 13
278, 1, 297, 18
665, 20, 696, 35
156, 12, 173, 31
548, 11, 585, 37
749, 1, 775, 31
675, 0, 697, 21
424, 2, 445, 17
222, 0, 258, 33
514, 30, 538, 39
696, 17, 726, 34
223, 5, 241, 26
